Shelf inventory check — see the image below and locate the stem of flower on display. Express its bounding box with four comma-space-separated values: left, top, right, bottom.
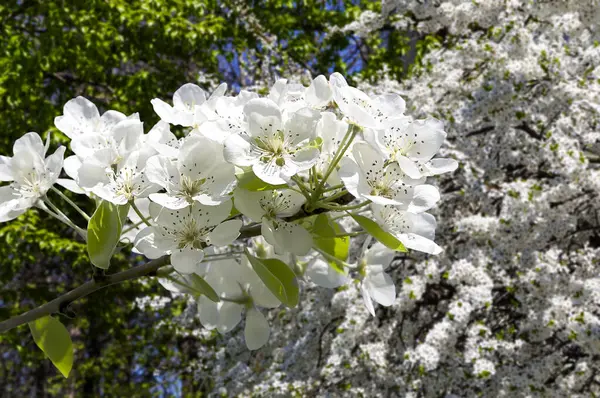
314, 200, 371, 211
321, 189, 349, 203
290, 175, 312, 200
309, 124, 358, 210
41, 197, 87, 239
322, 184, 345, 193
130, 201, 152, 227
121, 220, 146, 235
50, 186, 90, 221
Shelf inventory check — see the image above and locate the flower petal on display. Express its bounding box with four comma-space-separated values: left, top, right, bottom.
244, 307, 270, 350
171, 247, 205, 274
54, 96, 100, 138
197, 296, 219, 330
365, 270, 396, 307
364, 242, 395, 270
223, 134, 256, 167
360, 281, 376, 316
233, 188, 266, 222
217, 302, 242, 333
208, 220, 242, 246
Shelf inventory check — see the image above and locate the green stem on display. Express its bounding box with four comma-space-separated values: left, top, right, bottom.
322, 184, 345, 193
50, 186, 90, 221
130, 201, 152, 227
41, 197, 86, 238
121, 220, 146, 235
322, 189, 349, 203
310, 124, 358, 209
315, 200, 371, 211
291, 175, 312, 200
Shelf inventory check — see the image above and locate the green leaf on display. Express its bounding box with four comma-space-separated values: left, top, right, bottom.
28, 316, 73, 378
160, 273, 220, 303
351, 214, 407, 252
87, 201, 130, 269
236, 167, 287, 191
312, 214, 349, 273
187, 274, 220, 302
312, 214, 336, 237
245, 251, 299, 307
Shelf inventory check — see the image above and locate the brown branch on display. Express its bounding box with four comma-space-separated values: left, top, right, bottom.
0, 223, 264, 333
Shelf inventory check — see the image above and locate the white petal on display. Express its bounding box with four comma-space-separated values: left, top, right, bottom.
338, 156, 369, 199
177, 135, 218, 178
151, 98, 180, 125
397, 155, 422, 179
306, 257, 349, 288
233, 188, 266, 221
425, 158, 458, 175
360, 281, 376, 316
365, 271, 396, 307
133, 227, 166, 259
217, 302, 242, 333
208, 220, 242, 246
44, 146, 66, 181
285, 147, 320, 174
223, 134, 256, 167
0, 186, 26, 222
243, 97, 282, 120
252, 159, 287, 185
63, 155, 82, 180
305, 75, 332, 107
171, 247, 205, 274
113, 119, 143, 154
55, 96, 100, 138
244, 307, 270, 350
318, 112, 348, 155
173, 83, 206, 111
284, 107, 320, 145
407, 185, 440, 213
194, 162, 237, 205
149, 193, 189, 210
268, 79, 288, 104
0, 156, 13, 181
399, 233, 443, 255
364, 242, 395, 270
198, 296, 219, 330
77, 163, 109, 188
14, 132, 45, 157
405, 118, 446, 161
56, 179, 85, 194
265, 219, 312, 256
191, 200, 232, 227
145, 155, 180, 190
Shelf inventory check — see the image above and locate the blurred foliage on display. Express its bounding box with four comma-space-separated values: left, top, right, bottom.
0, 0, 434, 395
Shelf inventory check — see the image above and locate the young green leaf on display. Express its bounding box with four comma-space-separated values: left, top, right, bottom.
28, 316, 73, 378
245, 251, 299, 307
159, 273, 221, 303
312, 214, 349, 273
87, 201, 130, 269
236, 167, 287, 191
351, 214, 407, 252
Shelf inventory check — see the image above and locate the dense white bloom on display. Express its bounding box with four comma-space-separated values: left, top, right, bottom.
339, 142, 440, 210
371, 204, 442, 255
358, 242, 396, 316
224, 98, 321, 185
233, 188, 312, 255
268, 75, 332, 112
0, 133, 65, 222
151, 83, 227, 127
146, 135, 236, 209
134, 201, 241, 274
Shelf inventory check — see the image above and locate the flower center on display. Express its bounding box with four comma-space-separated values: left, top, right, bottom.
175, 218, 209, 250
178, 176, 206, 202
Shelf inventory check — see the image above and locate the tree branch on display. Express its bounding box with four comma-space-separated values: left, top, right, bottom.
0, 256, 169, 333
0, 222, 265, 333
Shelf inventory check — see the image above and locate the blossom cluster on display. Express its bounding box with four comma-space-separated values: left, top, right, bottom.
0, 73, 455, 350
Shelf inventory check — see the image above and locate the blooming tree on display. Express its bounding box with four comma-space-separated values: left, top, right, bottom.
0, 73, 454, 378
179, 1, 599, 397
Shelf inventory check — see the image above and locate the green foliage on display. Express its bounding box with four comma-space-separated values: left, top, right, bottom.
28, 316, 74, 378
245, 251, 299, 308
163, 273, 221, 302
236, 167, 287, 191
87, 201, 129, 269
312, 214, 349, 273
351, 214, 407, 252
